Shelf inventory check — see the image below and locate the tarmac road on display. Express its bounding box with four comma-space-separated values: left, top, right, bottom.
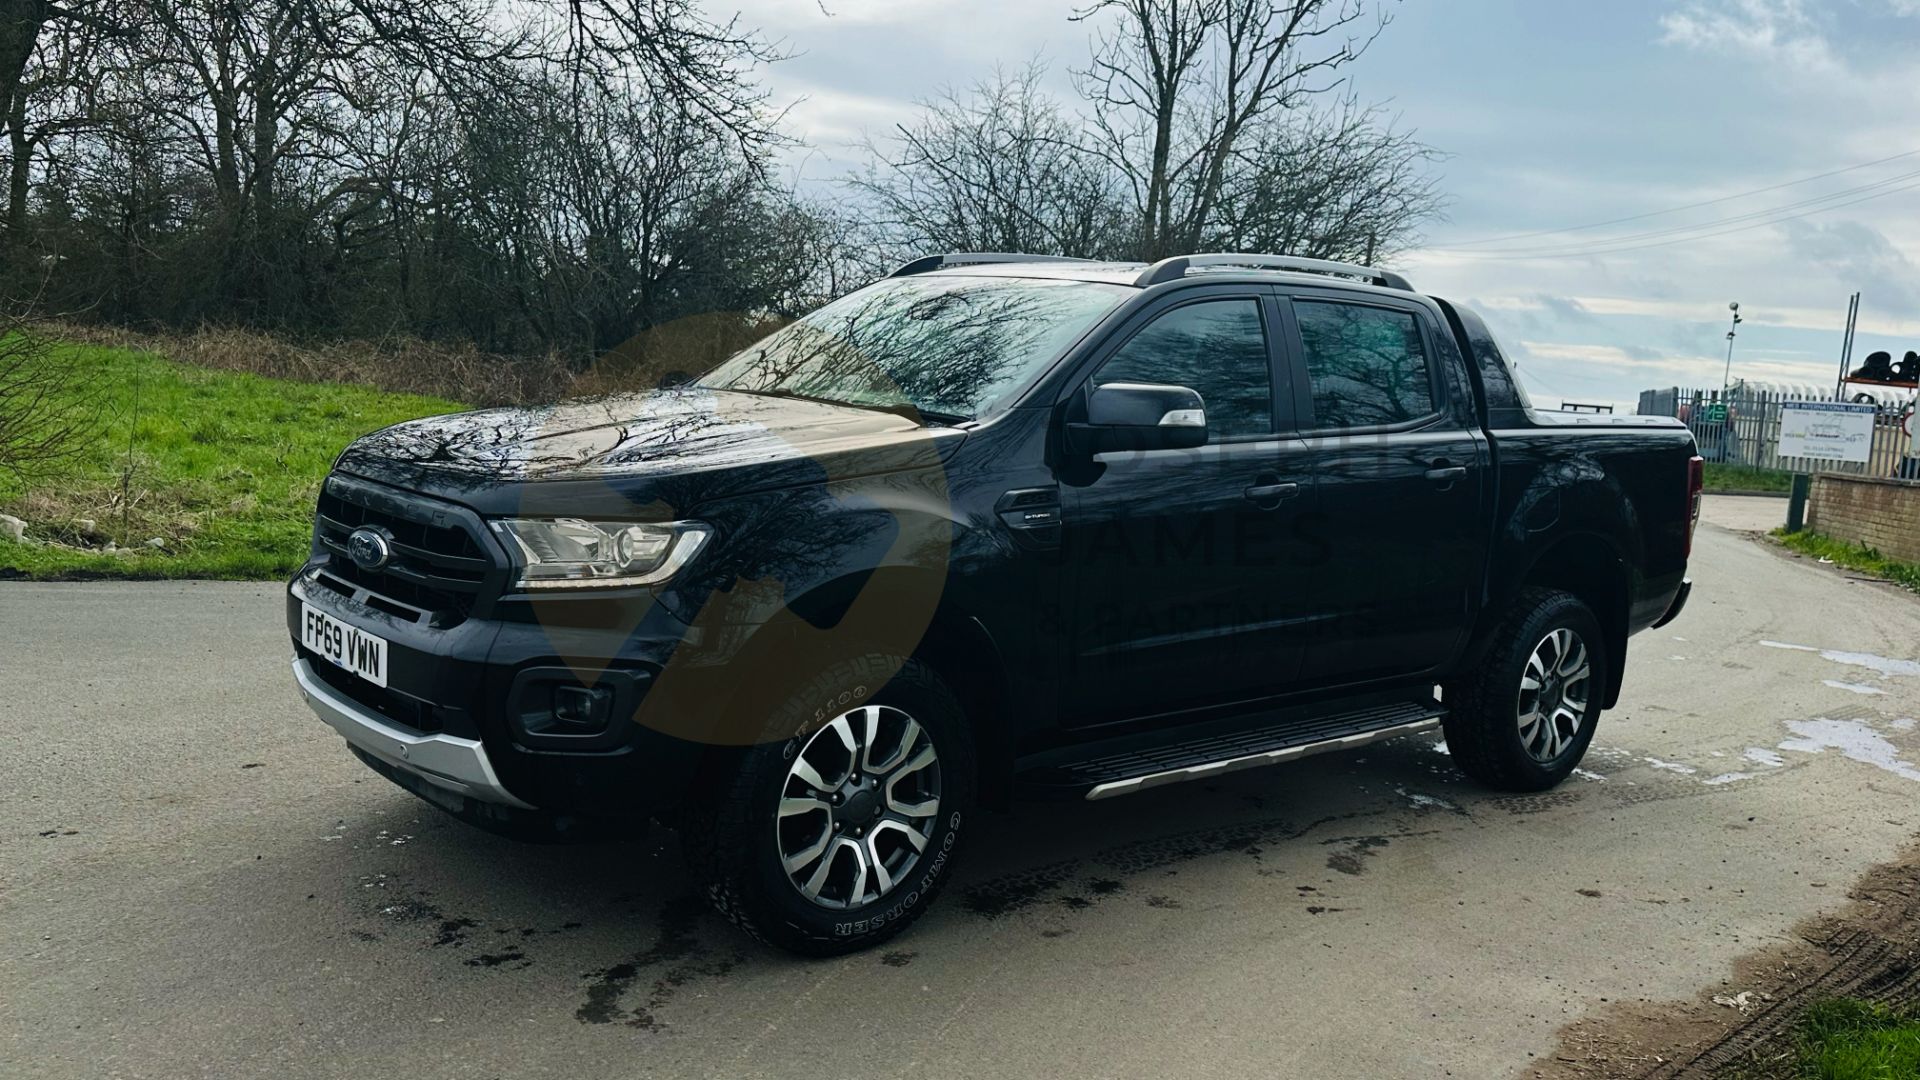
5, 494, 1919, 1080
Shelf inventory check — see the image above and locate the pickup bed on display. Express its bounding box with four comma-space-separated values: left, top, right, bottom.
288, 252, 1700, 954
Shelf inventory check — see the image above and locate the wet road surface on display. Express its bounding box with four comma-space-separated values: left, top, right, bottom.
4, 494, 1918, 1079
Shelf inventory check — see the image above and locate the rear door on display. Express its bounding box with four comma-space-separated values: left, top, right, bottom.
1059, 286, 1318, 724
1276, 290, 1489, 686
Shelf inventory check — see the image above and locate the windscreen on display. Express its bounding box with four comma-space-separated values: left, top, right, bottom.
700, 275, 1131, 419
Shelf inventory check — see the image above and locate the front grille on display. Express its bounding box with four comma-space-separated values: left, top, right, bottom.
312, 475, 500, 622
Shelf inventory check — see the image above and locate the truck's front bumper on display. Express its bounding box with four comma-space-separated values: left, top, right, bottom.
294, 657, 535, 809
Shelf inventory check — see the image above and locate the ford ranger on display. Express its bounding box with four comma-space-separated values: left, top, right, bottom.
289, 252, 1700, 954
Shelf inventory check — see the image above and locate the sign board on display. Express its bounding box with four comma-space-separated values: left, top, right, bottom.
1779, 401, 1875, 463
1699, 402, 1728, 424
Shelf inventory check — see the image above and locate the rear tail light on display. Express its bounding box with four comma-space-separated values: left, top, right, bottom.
1684, 454, 1705, 557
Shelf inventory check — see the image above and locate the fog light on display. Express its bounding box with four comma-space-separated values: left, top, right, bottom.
550, 684, 613, 733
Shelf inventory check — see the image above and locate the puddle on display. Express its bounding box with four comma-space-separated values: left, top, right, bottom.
1760, 640, 1920, 679
1778, 718, 1920, 782
1394, 787, 1460, 812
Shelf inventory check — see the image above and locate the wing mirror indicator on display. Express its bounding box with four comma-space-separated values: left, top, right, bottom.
1070, 383, 1210, 454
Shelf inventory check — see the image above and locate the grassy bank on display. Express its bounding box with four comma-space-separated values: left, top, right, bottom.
1775, 529, 1920, 594
0, 341, 462, 579
1728, 998, 1920, 1079
1704, 463, 1794, 494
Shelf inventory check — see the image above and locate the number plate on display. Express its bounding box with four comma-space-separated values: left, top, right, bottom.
301, 603, 389, 688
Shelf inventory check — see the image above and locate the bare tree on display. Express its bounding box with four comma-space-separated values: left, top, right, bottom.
1, 2, 126, 134
1, 0, 128, 245
856, 36, 1440, 269
1073, 0, 1390, 259
1207, 96, 1443, 262
0, 305, 92, 479
850, 65, 1126, 260
6, 0, 1445, 393
544, 0, 786, 161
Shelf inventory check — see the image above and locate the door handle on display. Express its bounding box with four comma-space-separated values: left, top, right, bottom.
1244, 481, 1301, 507
1424, 465, 1467, 482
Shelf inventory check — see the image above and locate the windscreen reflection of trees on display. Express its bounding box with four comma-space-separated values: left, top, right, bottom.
1295, 302, 1432, 429
700, 279, 1128, 418
1094, 301, 1271, 437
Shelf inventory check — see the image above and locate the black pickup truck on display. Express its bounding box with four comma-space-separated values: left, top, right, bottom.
288, 252, 1700, 954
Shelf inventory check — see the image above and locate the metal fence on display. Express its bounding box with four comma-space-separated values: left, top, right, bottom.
1636, 385, 1918, 478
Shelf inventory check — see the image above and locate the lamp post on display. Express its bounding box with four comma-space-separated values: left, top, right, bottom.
1718, 302, 1745, 466
1721, 301, 1743, 393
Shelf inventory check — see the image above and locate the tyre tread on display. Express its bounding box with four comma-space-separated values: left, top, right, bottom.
1444, 587, 1603, 793
685, 654, 970, 957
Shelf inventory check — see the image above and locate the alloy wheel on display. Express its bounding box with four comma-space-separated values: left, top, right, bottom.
1516, 627, 1592, 762
777, 705, 942, 910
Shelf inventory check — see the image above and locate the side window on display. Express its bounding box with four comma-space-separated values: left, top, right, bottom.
1294, 301, 1434, 429
1093, 299, 1272, 438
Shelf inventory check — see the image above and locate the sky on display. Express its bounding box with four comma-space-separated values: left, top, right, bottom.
722, 0, 1920, 412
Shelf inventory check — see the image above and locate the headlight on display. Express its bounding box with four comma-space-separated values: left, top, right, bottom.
489, 518, 712, 589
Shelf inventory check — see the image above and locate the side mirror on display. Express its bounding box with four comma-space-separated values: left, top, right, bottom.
1069, 382, 1209, 454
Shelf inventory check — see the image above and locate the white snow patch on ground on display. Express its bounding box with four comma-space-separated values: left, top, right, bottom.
1744, 747, 1786, 768
1571, 768, 1607, 782
1894, 718, 1917, 732
1703, 772, 1755, 785
1428, 739, 1450, 756
1824, 680, 1888, 695
1644, 757, 1698, 775
1778, 718, 1920, 782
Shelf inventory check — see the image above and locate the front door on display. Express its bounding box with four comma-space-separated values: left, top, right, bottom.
1060, 290, 1318, 725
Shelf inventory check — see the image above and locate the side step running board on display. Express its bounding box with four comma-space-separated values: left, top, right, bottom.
1086, 715, 1441, 800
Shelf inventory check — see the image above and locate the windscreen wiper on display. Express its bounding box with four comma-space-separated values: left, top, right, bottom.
731, 387, 966, 427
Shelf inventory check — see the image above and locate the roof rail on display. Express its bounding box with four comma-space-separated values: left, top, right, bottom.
1134, 253, 1412, 291
890, 252, 1096, 277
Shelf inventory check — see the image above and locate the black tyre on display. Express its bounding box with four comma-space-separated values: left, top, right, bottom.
1443, 588, 1606, 792
687, 653, 975, 956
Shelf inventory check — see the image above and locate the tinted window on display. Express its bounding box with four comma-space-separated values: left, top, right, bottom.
1094, 299, 1272, 437
701, 276, 1130, 419
1295, 301, 1434, 428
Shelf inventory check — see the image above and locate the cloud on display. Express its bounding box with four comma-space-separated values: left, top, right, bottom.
1517, 339, 1838, 392
1532, 294, 1596, 323
1468, 293, 1918, 337
769, 82, 917, 151
735, 0, 957, 27
1775, 218, 1920, 316
1658, 0, 1839, 73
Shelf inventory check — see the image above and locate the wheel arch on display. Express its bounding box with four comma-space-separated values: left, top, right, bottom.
714, 565, 1017, 810
1464, 531, 1632, 709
